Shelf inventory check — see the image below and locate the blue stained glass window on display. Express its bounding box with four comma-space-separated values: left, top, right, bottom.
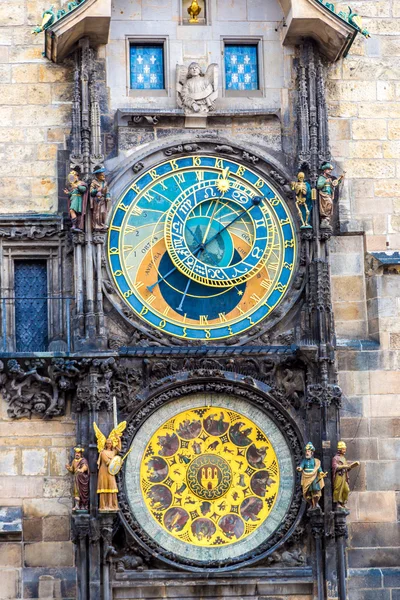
130, 44, 165, 90
224, 44, 259, 91
14, 260, 48, 352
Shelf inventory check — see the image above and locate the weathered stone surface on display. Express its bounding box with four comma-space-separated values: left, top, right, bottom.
0, 543, 22, 567
23, 499, 70, 518
348, 547, 400, 568
348, 568, 383, 590
21, 449, 48, 477
358, 491, 397, 522
350, 522, 400, 548
23, 518, 43, 542
0, 569, 19, 599
0, 449, 18, 476
43, 516, 70, 542
22, 567, 76, 599
348, 590, 390, 600
366, 462, 400, 491
24, 541, 74, 567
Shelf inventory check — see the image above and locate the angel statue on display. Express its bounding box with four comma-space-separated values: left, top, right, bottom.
93, 421, 127, 511
176, 62, 218, 114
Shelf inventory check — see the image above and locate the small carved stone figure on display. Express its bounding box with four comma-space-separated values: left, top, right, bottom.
93, 421, 126, 511
176, 62, 218, 114
317, 162, 345, 228
65, 446, 89, 511
64, 170, 87, 231
90, 167, 111, 231
332, 440, 360, 508
297, 442, 327, 509
291, 172, 313, 228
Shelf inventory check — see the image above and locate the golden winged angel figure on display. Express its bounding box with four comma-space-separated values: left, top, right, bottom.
93, 421, 126, 511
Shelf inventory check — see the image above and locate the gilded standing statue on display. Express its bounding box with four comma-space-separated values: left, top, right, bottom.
93, 421, 127, 511
332, 441, 360, 508
297, 442, 327, 509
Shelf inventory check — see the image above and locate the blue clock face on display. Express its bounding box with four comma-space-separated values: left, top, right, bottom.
107, 155, 297, 341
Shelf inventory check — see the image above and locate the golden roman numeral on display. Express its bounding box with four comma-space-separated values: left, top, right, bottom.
200, 315, 209, 325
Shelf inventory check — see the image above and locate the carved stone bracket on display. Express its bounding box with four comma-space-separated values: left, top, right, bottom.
307, 506, 324, 539
71, 513, 90, 544
306, 383, 342, 408
333, 508, 349, 539
0, 358, 86, 420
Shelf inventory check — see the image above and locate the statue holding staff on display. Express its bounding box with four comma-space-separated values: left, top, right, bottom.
297, 442, 327, 509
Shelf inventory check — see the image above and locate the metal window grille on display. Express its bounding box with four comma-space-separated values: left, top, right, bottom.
14, 260, 48, 352
130, 44, 165, 90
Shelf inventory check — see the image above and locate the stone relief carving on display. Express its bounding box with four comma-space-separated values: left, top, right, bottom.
176, 63, 218, 114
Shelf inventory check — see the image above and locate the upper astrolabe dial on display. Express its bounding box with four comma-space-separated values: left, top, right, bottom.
107, 155, 297, 341
164, 167, 272, 288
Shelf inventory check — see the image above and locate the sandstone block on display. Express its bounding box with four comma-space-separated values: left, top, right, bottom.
38, 65, 73, 83
47, 128, 67, 142
8, 144, 35, 162
43, 516, 70, 542
27, 83, 52, 105
382, 38, 400, 56
349, 141, 382, 159
9, 45, 44, 62
358, 491, 397, 522
49, 448, 69, 477
389, 121, 400, 140
340, 417, 369, 438
358, 102, 400, 119
36, 143, 59, 161
374, 179, 400, 196
0, 83, 27, 105
23, 517, 43, 542
377, 81, 395, 101
328, 81, 376, 102
348, 547, 399, 569
0, 543, 22, 567
328, 101, 358, 118
22, 449, 47, 476
0, 2, 25, 25
332, 276, 364, 303
30, 177, 57, 197
0, 65, 11, 84
0, 127, 24, 143
328, 118, 350, 140
345, 159, 396, 179
330, 252, 363, 275
23, 498, 70, 518
51, 82, 73, 103
383, 141, 400, 158
13, 104, 70, 128
343, 437, 378, 460
12, 64, 39, 84
24, 541, 74, 567
378, 438, 400, 460
366, 461, 400, 490
370, 371, 400, 395
0, 569, 19, 599
43, 477, 71, 499
370, 395, 400, 417
2, 477, 42, 499
0, 449, 18, 476
333, 302, 365, 322
0, 27, 12, 45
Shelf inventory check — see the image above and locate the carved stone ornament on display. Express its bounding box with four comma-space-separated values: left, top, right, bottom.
306, 383, 342, 408
117, 372, 304, 570
176, 63, 218, 115
0, 358, 84, 419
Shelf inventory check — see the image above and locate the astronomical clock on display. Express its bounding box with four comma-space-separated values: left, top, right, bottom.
105, 149, 304, 571
108, 154, 297, 341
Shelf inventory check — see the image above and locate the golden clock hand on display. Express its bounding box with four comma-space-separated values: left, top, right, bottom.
201, 197, 221, 245
201, 196, 263, 250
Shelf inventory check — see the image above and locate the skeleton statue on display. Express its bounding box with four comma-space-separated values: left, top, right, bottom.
176, 62, 218, 115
